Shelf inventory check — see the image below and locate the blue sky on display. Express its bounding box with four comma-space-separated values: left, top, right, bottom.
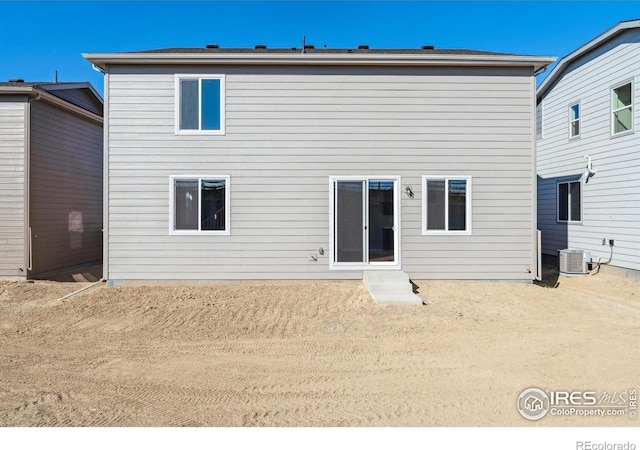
1, 1, 640, 96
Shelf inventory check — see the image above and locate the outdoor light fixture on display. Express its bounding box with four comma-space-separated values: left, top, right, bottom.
405, 186, 414, 198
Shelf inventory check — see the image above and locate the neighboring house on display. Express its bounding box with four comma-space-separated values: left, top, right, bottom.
537, 19, 640, 276
0, 81, 103, 279
84, 46, 553, 285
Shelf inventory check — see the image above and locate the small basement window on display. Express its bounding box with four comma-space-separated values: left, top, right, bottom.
422, 176, 472, 235
170, 175, 230, 234
176, 75, 225, 134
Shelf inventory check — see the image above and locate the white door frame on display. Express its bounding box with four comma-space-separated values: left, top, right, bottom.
329, 175, 401, 271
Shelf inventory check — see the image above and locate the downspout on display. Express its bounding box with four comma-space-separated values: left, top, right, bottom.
530, 67, 540, 282
534, 66, 548, 77
57, 278, 105, 301
98, 64, 109, 282
89, 60, 109, 283
25, 91, 42, 273
91, 64, 105, 75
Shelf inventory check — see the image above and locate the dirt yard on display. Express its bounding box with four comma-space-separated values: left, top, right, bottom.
0, 270, 638, 426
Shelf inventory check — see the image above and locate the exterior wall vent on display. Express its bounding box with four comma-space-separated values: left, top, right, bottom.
358, 45, 369, 50
255, 44, 267, 49
206, 44, 219, 49
421, 45, 435, 50
559, 249, 591, 275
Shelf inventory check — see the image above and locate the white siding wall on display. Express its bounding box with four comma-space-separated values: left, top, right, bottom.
28, 101, 103, 276
0, 99, 26, 277
107, 65, 536, 281
537, 29, 640, 272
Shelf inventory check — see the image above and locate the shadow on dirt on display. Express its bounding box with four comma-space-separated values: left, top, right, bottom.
534, 264, 560, 288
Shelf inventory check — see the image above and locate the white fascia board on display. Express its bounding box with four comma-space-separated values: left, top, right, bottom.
0, 86, 33, 95
83, 52, 556, 72
537, 19, 640, 102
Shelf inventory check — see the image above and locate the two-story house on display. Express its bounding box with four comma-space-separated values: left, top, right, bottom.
84, 46, 553, 285
0, 81, 103, 279
537, 19, 640, 277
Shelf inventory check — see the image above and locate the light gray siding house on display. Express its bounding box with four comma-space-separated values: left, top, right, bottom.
537, 20, 640, 276
84, 47, 553, 285
0, 81, 103, 279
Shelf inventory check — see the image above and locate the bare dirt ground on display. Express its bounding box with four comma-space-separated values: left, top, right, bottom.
0, 268, 638, 427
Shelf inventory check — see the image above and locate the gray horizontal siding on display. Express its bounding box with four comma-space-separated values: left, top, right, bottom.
28, 100, 103, 276
0, 101, 26, 277
107, 65, 535, 281
537, 28, 640, 271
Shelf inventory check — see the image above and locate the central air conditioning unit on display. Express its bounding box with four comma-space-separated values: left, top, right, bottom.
559, 249, 591, 275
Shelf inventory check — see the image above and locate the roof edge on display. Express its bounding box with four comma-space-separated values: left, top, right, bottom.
38, 82, 104, 104
537, 19, 640, 101
0, 85, 103, 122
83, 52, 556, 72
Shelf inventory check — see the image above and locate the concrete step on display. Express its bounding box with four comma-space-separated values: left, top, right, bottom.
363, 270, 411, 285
363, 271, 423, 305
368, 292, 425, 305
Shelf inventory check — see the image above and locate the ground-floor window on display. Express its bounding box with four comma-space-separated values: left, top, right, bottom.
422, 176, 472, 235
170, 175, 230, 234
557, 180, 581, 223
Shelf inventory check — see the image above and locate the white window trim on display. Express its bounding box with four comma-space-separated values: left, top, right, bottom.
536, 101, 544, 141
169, 174, 231, 235
175, 74, 226, 135
556, 180, 582, 224
610, 79, 633, 137
421, 175, 472, 236
328, 175, 401, 271
569, 101, 581, 139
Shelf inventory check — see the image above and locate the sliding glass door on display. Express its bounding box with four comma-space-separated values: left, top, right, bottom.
332, 177, 399, 267
336, 181, 365, 263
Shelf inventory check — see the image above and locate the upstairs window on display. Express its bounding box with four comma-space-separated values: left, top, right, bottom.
170, 175, 230, 235
536, 103, 543, 140
422, 176, 472, 235
176, 75, 225, 134
612, 81, 633, 136
569, 103, 580, 138
557, 180, 581, 223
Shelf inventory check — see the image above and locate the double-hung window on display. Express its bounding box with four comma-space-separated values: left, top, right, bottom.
569, 102, 580, 138
422, 176, 472, 235
557, 180, 581, 223
612, 81, 633, 136
170, 175, 230, 234
176, 75, 225, 134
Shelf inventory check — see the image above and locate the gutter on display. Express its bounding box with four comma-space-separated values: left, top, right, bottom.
83, 52, 556, 72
